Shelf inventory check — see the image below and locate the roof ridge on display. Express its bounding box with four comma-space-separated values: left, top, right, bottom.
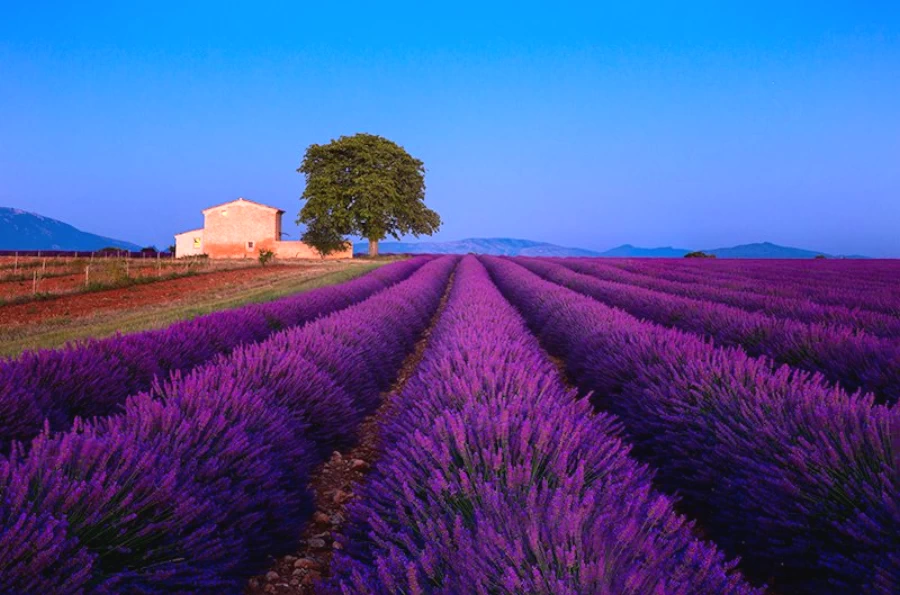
201, 197, 285, 214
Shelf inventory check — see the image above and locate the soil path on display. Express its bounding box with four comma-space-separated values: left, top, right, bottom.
246, 271, 456, 594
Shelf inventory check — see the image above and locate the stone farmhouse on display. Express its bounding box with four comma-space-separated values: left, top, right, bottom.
173, 198, 352, 260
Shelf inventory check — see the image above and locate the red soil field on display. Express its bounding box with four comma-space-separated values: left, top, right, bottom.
1, 266, 188, 300
0, 264, 328, 327
0, 260, 250, 300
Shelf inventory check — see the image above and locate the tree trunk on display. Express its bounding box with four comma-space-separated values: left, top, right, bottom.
368, 239, 379, 258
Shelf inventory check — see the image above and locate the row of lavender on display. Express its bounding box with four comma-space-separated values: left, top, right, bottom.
485, 257, 897, 594
328, 257, 760, 594
606, 258, 900, 316
656, 257, 900, 288
0, 257, 430, 451
516, 257, 900, 404
0, 256, 457, 593
554, 258, 900, 338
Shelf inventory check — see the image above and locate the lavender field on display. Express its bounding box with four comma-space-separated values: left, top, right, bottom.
0, 255, 897, 594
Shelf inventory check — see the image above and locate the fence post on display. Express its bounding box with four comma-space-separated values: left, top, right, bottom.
32, 270, 37, 295
85, 265, 90, 287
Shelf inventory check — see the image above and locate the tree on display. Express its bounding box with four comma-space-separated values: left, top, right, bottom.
301, 220, 348, 258
297, 133, 441, 257
684, 251, 716, 259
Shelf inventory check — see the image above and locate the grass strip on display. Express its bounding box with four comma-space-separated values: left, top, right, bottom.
0, 263, 380, 357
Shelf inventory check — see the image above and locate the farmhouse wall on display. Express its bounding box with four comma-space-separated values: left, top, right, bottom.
202, 201, 279, 259
174, 229, 204, 258
174, 197, 353, 260
273, 241, 353, 260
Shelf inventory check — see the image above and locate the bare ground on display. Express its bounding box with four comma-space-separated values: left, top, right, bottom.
246, 270, 456, 594
0, 261, 374, 357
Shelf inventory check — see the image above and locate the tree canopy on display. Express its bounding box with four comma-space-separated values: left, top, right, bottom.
297, 133, 441, 256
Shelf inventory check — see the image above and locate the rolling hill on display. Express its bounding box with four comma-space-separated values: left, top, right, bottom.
356, 238, 602, 257
0, 207, 142, 251
356, 238, 865, 258
2, 208, 863, 258
706, 242, 833, 259
598, 244, 692, 257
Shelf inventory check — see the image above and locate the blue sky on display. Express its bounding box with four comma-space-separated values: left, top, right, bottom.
1, 2, 898, 256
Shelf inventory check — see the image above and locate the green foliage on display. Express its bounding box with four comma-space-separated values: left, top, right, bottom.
301, 222, 349, 258
257, 248, 275, 266
297, 133, 441, 256
814, 254, 827, 259
684, 251, 716, 259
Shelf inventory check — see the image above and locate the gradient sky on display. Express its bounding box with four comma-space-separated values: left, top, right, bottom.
2, 2, 898, 256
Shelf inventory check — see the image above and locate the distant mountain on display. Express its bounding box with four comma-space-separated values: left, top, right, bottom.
704, 242, 836, 259
599, 244, 691, 258
356, 238, 602, 257
0, 207, 142, 251
355, 238, 867, 259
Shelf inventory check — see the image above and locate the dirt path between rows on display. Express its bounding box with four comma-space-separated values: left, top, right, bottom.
0, 264, 328, 327
246, 271, 456, 595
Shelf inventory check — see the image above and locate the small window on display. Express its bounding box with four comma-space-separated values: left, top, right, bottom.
193, 237, 201, 248
247, 241, 254, 249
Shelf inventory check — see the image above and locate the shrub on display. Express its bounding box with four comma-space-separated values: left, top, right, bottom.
258, 248, 275, 266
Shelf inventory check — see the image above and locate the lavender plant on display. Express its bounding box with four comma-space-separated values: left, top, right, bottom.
0, 256, 457, 592
484, 256, 898, 594
0, 256, 431, 451
612, 257, 900, 315
329, 257, 759, 595
516, 257, 900, 404
555, 257, 900, 337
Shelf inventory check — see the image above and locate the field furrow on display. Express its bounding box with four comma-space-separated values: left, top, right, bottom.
1, 254, 897, 594
516, 257, 900, 404
0, 256, 457, 593
553, 258, 900, 337
605, 259, 900, 316
0, 256, 431, 451
328, 256, 759, 594
483, 255, 898, 594
247, 258, 458, 594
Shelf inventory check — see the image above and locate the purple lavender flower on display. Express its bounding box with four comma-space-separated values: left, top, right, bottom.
329, 257, 759, 595
483, 255, 898, 594
0, 256, 431, 451
0, 256, 458, 592
515, 256, 900, 404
